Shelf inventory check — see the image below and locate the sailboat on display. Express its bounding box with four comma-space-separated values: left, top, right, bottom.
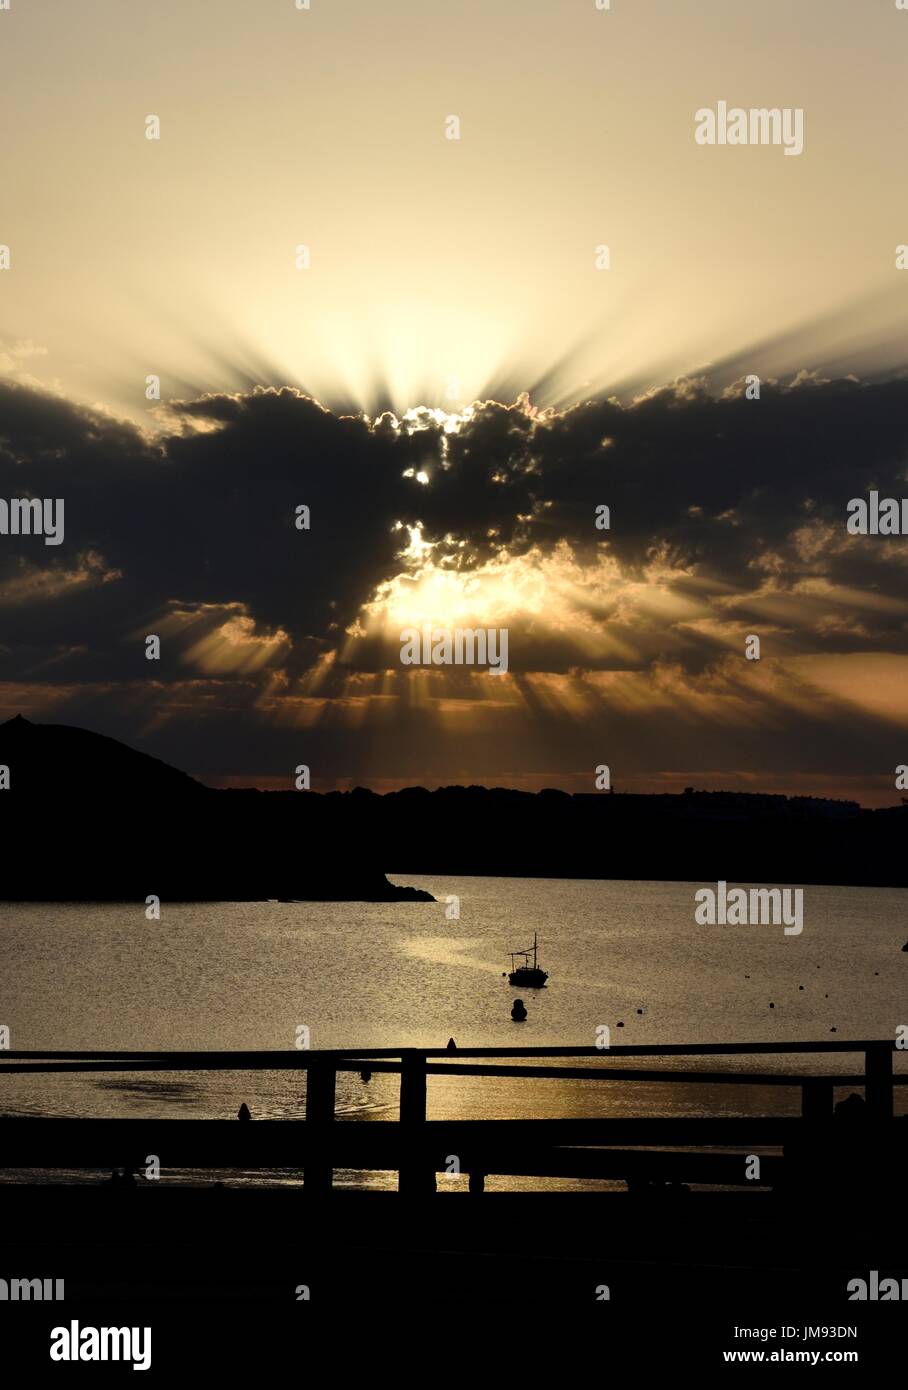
507, 932, 548, 988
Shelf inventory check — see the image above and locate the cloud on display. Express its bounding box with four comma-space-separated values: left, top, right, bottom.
1, 372, 906, 795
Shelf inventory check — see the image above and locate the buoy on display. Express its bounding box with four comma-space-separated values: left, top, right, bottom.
238, 1103, 251, 1121
511, 999, 527, 1022
447, 1038, 457, 1051
769, 1003, 774, 1009
798, 985, 804, 991
636, 1008, 643, 1015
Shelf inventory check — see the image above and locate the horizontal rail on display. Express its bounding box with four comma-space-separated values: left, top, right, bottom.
432, 1064, 908, 1085
0, 1114, 896, 1146
0, 1115, 830, 1163
0, 1039, 902, 1061
385, 1061, 906, 1085
6, 1060, 902, 1087
0, 1118, 900, 1183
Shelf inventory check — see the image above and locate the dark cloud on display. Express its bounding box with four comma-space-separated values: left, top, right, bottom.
3, 373, 908, 657
0, 382, 438, 679
1, 373, 907, 791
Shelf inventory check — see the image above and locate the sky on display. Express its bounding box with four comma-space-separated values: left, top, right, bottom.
1, 0, 907, 802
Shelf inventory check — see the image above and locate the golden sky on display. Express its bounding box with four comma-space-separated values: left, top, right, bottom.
2, 0, 907, 803
3, 0, 908, 416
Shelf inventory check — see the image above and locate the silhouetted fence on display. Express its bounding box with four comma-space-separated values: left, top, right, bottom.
1, 1041, 903, 1195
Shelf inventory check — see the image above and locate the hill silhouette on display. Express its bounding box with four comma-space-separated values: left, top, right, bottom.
1, 716, 906, 897
353, 783, 907, 887
0, 716, 432, 902
1, 713, 206, 800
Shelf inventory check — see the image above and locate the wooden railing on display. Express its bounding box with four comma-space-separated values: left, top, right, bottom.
1, 1040, 903, 1194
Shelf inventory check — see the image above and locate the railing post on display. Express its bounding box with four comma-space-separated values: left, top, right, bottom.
865, 1042, 893, 1121
305, 1057, 335, 1193
398, 1050, 433, 1195
801, 1079, 833, 1122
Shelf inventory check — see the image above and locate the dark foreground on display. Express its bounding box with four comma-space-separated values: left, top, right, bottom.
1, 1185, 904, 1303
2, 1041, 905, 1368
0, 1188, 905, 1372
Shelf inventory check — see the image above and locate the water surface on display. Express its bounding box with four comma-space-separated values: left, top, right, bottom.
2, 877, 905, 1187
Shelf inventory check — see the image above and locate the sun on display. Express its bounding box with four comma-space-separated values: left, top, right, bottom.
361, 544, 544, 636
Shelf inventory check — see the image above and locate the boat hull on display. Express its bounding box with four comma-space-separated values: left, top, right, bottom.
507, 969, 548, 988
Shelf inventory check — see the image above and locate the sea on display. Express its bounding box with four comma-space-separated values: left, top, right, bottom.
1, 876, 905, 1189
